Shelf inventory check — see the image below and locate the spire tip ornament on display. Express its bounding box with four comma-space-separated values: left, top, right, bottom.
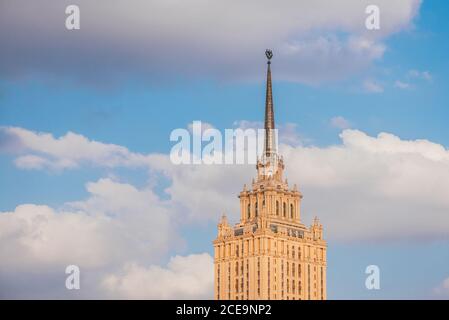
265, 49, 273, 64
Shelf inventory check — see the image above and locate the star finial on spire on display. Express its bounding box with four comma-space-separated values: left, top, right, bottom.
265, 49, 273, 63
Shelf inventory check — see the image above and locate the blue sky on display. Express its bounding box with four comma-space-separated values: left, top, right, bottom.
1, 0, 449, 299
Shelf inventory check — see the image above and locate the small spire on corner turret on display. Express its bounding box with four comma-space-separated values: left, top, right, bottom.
220, 213, 228, 223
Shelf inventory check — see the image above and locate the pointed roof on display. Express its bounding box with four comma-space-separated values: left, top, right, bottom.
264, 49, 276, 157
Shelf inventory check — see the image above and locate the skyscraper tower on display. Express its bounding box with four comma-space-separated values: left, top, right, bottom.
213, 50, 327, 300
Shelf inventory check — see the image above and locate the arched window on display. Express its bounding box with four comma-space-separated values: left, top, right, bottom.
247, 203, 251, 219
255, 201, 258, 217
283, 202, 287, 217
290, 204, 294, 219
276, 201, 279, 215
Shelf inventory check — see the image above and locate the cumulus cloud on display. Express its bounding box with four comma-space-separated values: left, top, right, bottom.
0, 178, 174, 274
102, 253, 213, 299
0, 126, 154, 170
0, 177, 205, 298
282, 130, 449, 241
0, 0, 421, 84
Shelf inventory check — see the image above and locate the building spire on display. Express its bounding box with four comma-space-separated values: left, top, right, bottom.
264, 49, 276, 157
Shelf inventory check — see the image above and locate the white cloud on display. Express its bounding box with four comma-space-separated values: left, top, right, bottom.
363, 79, 384, 93
0, 0, 421, 84
102, 253, 213, 299
281, 130, 449, 241
394, 80, 411, 89
0, 177, 195, 298
0, 178, 174, 273
330, 116, 351, 129
0, 126, 154, 170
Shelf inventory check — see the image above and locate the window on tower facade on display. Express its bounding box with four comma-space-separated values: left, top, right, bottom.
283, 202, 286, 217
247, 203, 250, 219
290, 204, 294, 218
255, 201, 258, 217
276, 201, 279, 215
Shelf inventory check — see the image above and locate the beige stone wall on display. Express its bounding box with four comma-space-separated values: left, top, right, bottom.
214, 226, 326, 300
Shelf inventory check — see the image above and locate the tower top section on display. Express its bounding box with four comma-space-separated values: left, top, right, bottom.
257, 49, 284, 183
